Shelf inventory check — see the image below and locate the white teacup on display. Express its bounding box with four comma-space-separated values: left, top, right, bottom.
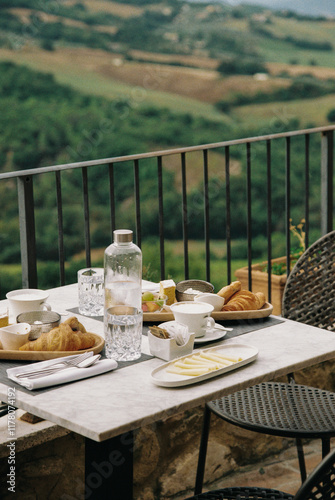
170, 301, 215, 338
194, 292, 225, 311
6, 289, 51, 320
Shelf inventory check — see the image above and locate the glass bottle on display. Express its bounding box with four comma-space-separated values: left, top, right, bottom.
104, 229, 143, 360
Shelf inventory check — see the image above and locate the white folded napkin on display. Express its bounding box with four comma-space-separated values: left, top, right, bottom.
7, 354, 118, 391
141, 280, 160, 293
164, 322, 190, 346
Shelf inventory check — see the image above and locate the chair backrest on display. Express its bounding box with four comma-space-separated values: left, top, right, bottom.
282, 230, 335, 331
294, 447, 335, 499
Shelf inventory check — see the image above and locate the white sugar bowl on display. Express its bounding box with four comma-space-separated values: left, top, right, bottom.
0, 323, 31, 350
194, 293, 225, 311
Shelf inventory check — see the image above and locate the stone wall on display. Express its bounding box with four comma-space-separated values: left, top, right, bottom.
1, 359, 334, 499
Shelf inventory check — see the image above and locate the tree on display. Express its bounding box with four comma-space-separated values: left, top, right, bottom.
217, 57, 267, 76
327, 109, 335, 123
41, 39, 54, 51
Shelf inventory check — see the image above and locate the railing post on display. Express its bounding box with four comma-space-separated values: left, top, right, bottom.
157, 156, 165, 279
225, 146, 231, 284
55, 171, 65, 286
181, 152, 189, 279
17, 176, 37, 288
285, 137, 291, 277
203, 149, 210, 282
246, 142, 252, 289
321, 131, 334, 234
134, 159, 141, 248
82, 167, 91, 268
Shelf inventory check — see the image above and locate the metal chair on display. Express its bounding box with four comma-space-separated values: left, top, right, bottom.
188, 447, 335, 500
195, 231, 335, 494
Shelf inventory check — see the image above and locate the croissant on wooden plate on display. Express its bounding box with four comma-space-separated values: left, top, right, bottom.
63, 316, 86, 333
217, 281, 241, 301
19, 320, 95, 351
221, 290, 266, 311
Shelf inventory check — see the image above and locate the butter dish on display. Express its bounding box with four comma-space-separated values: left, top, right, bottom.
0, 323, 31, 350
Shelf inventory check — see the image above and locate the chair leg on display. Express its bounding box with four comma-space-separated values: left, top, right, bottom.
296, 438, 307, 483
194, 404, 212, 495
321, 439, 332, 500
322, 438, 330, 458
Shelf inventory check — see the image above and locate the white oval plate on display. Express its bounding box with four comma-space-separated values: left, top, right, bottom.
151, 343, 258, 387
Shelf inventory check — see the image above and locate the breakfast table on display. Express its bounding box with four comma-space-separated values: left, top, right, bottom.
1, 283, 335, 499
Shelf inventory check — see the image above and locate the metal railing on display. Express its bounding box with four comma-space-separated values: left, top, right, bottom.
0, 125, 334, 300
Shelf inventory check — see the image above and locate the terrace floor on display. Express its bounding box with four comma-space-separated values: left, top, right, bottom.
177, 439, 333, 499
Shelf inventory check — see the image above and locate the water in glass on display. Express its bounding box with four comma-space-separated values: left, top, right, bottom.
105, 306, 142, 361
105, 281, 141, 310
78, 268, 104, 316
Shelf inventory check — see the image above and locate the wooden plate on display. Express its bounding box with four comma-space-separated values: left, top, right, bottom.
144, 302, 273, 322
0, 333, 104, 361
212, 302, 273, 320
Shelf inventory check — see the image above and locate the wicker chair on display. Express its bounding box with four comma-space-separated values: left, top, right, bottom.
187, 447, 335, 500
195, 231, 335, 495
282, 230, 334, 330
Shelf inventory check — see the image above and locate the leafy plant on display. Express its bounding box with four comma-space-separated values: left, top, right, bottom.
262, 219, 306, 275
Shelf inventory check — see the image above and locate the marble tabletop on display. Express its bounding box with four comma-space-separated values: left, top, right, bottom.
1, 284, 335, 443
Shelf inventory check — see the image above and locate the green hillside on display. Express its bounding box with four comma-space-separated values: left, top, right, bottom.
0, 0, 334, 129
0, 1, 334, 296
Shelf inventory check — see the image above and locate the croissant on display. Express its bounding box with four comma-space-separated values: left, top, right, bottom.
217, 281, 241, 301
221, 290, 266, 311
63, 316, 86, 333
19, 323, 95, 351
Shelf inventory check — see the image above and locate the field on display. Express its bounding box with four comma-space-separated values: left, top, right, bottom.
1, 43, 334, 132
234, 93, 335, 127
63, 0, 144, 18
1, 1, 335, 130
0, 47, 230, 122
0, 44, 288, 105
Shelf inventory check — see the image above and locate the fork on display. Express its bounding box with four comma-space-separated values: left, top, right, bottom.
16, 351, 92, 379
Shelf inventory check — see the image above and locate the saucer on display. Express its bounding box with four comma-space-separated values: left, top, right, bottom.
158, 321, 228, 344
194, 325, 228, 344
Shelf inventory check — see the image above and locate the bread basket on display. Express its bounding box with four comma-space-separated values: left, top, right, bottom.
175, 280, 214, 302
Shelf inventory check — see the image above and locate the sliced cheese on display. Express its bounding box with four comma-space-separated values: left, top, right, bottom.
160, 279, 176, 305
200, 350, 242, 363
199, 352, 233, 365
166, 366, 210, 376
166, 350, 243, 377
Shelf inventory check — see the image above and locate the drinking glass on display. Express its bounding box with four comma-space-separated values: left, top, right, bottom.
105, 306, 142, 361
78, 268, 104, 316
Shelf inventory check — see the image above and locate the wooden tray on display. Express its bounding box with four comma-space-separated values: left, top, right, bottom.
143, 302, 273, 323
0, 333, 104, 361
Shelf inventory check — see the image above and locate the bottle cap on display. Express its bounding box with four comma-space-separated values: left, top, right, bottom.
113, 229, 133, 243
